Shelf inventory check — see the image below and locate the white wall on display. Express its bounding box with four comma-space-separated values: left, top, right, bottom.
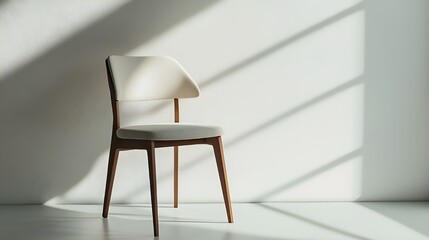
0, 0, 428, 204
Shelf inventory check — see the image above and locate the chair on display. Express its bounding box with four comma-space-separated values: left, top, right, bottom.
102, 55, 234, 236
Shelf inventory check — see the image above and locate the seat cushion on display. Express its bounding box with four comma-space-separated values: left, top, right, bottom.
116, 123, 223, 141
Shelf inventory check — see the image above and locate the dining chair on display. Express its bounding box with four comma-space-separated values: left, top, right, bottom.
102, 55, 234, 236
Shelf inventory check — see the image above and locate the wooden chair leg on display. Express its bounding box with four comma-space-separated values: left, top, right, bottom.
174, 145, 179, 208
212, 136, 234, 223
102, 145, 119, 218
147, 141, 159, 236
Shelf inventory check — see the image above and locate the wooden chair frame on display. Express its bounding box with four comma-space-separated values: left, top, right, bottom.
102, 60, 233, 236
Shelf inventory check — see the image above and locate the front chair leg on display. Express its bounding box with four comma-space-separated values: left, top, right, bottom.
212, 136, 234, 223
103, 145, 119, 218
147, 141, 159, 236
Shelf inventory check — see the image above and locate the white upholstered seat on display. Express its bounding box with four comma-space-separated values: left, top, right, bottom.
117, 124, 223, 141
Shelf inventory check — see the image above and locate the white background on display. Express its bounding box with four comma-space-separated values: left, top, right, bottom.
0, 0, 428, 204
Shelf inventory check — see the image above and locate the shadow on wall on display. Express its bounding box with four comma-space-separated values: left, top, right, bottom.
359, 0, 429, 201
0, 0, 217, 204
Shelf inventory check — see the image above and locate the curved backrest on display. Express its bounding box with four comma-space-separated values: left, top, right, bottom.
107, 55, 200, 101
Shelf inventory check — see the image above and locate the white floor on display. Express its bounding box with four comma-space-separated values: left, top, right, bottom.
0, 202, 428, 240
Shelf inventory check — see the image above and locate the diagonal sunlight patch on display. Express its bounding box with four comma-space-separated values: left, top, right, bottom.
252, 149, 363, 202
121, 1, 365, 121
127, 0, 363, 81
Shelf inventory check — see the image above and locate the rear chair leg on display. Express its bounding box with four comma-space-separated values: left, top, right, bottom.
174, 145, 179, 208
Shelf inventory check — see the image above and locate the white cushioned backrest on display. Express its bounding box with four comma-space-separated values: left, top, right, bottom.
107, 55, 200, 101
